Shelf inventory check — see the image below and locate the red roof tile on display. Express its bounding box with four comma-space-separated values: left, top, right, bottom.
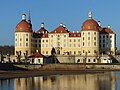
81, 19, 99, 31
50, 25, 69, 33
41, 33, 48, 38
69, 32, 81, 37
16, 20, 33, 32
28, 52, 44, 58
99, 27, 115, 34
37, 27, 49, 34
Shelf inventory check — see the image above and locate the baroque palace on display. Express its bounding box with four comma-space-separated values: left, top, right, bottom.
14, 11, 116, 63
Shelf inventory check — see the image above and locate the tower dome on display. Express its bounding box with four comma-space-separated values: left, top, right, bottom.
37, 22, 49, 34
81, 11, 99, 31
15, 14, 33, 32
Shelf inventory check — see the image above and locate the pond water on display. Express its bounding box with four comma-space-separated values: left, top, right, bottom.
0, 71, 120, 90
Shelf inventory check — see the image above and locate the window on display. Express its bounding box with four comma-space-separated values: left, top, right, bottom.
64, 44, 66, 47
74, 51, 76, 55
94, 42, 96, 46
70, 39, 72, 42
35, 44, 37, 47
46, 51, 48, 54
20, 28, 22, 30
106, 35, 108, 38
88, 50, 90, 53
88, 37, 90, 40
88, 32, 90, 35
83, 37, 84, 40
88, 59, 90, 62
93, 59, 96, 62
103, 40, 105, 43
110, 36, 112, 38
15, 39, 17, 41
57, 38, 60, 40
64, 35, 66, 37
26, 34, 28, 36
26, 43, 28, 47
94, 50, 96, 53
94, 37, 96, 40
51, 35, 53, 37
83, 32, 84, 35
16, 34, 17, 36
69, 51, 72, 55
103, 36, 105, 38
15, 43, 17, 47
39, 44, 41, 47
74, 39, 76, 42
88, 42, 90, 46
46, 40, 48, 42
42, 44, 44, 47
58, 35, 60, 37
57, 42, 60, 46
83, 42, 85, 46
99, 36, 101, 38
94, 32, 96, 35
39, 40, 41, 42
42, 51, 44, 54
78, 39, 80, 42
42, 40, 44, 42
35, 40, 37, 43
83, 50, 84, 53
77, 59, 80, 62
78, 44, 80, 47
20, 38, 22, 41
78, 51, 81, 55
64, 39, 66, 42
69, 44, 71, 47
103, 44, 105, 48
74, 44, 76, 47
26, 38, 28, 41
46, 44, 48, 47
20, 43, 22, 47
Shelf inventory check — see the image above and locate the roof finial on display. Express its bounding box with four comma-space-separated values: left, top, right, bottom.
22, 13, 26, 21
41, 22, 44, 28
108, 25, 111, 29
88, 11, 92, 19
60, 23, 63, 26
28, 10, 31, 23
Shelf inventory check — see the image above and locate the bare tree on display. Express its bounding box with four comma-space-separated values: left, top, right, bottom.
16, 51, 21, 63
24, 50, 28, 64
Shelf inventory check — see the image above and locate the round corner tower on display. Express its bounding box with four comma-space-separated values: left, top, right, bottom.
81, 11, 99, 56
15, 13, 34, 56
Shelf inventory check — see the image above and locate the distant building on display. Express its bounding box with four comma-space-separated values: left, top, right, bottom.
14, 11, 116, 63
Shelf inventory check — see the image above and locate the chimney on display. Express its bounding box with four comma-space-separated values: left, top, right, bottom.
60, 23, 63, 26
36, 50, 39, 53
108, 25, 111, 29
41, 22, 44, 28
63, 24, 66, 28
98, 21, 101, 26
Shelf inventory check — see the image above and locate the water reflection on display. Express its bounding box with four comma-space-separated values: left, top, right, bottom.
0, 72, 117, 90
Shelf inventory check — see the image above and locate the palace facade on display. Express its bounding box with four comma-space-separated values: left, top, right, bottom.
15, 11, 116, 58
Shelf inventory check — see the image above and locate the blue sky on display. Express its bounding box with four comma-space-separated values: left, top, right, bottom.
0, 0, 120, 49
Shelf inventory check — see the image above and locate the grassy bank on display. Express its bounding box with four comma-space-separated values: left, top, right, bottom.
0, 63, 120, 79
